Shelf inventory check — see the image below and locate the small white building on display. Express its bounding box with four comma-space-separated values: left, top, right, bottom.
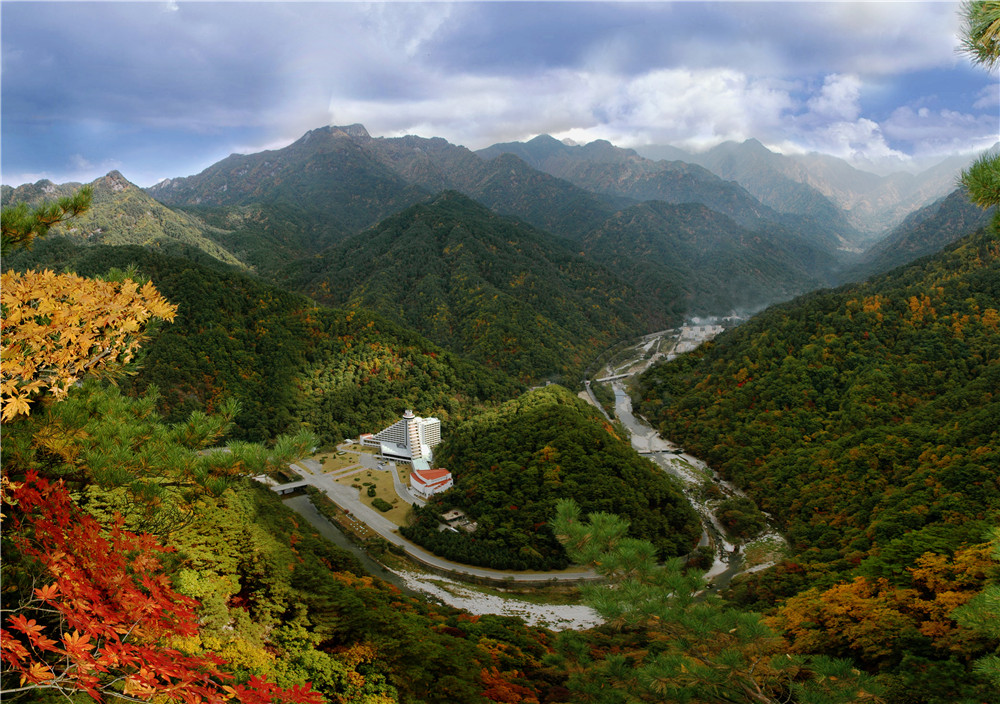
360, 410, 441, 463
409, 459, 454, 499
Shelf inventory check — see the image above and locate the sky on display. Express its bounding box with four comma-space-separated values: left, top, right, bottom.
2, 1, 998, 188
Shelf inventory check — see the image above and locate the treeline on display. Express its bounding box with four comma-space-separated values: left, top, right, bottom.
402, 385, 701, 571
3, 238, 521, 444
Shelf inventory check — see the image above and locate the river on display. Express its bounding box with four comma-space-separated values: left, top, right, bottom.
284, 323, 781, 623
601, 326, 787, 591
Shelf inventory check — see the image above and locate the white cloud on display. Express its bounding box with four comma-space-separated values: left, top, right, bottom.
806, 74, 861, 122
973, 83, 999, 111
808, 118, 906, 163
882, 105, 1000, 155
328, 67, 800, 152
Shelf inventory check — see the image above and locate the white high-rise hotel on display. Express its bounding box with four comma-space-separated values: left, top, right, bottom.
359, 410, 441, 463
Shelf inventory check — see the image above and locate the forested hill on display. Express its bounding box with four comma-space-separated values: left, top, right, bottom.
4, 237, 521, 444
401, 385, 701, 571
2, 171, 244, 267
289, 191, 676, 382
633, 227, 1000, 598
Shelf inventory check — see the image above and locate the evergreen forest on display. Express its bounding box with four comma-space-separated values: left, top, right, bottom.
632, 227, 1000, 701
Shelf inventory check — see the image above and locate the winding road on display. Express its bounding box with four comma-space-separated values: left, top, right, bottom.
283, 457, 598, 584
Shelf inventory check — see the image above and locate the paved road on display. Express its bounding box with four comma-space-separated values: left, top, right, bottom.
288, 459, 598, 584
384, 462, 425, 506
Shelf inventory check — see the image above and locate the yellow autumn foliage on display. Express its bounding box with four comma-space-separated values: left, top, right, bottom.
1, 269, 177, 421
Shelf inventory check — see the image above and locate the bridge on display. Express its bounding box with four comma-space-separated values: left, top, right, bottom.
269, 479, 310, 495
594, 373, 632, 382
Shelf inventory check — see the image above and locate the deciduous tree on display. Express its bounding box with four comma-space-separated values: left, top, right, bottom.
0, 472, 321, 703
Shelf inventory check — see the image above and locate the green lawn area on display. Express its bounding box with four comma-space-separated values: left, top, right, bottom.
312, 450, 363, 473
336, 466, 414, 526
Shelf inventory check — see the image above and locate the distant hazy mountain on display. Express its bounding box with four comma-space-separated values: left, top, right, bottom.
640, 139, 980, 239
478, 134, 776, 229
654, 139, 863, 249
289, 190, 672, 381
3, 171, 244, 267
847, 187, 995, 281
582, 201, 830, 315
786, 150, 975, 237
477, 134, 853, 267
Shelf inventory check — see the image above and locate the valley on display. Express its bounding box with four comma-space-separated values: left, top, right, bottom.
275, 321, 785, 621
4, 120, 997, 704
588, 325, 789, 587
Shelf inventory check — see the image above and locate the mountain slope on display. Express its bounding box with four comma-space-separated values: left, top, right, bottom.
354, 131, 625, 240
582, 201, 830, 314
4, 237, 521, 444
849, 187, 995, 280
147, 125, 431, 248
783, 150, 977, 237
637, 140, 980, 240
634, 226, 1000, 595
3, 172, 244, 267
291, 191, 672, 381
477, 134, 850, 281
478, 134, 777, 229
672, 139, 863, 248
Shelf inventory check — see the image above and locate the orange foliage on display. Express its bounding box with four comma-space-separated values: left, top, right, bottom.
769, 542, 995, 665
479, 667, 539, 704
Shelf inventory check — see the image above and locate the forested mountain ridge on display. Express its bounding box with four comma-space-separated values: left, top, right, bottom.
477, 133, 854, 263
3, 237, 521, 444
634, 226, 1000, 591
849, 186, 996, 281
632, 226, 1000, 700
2, 171, 244, 267
287, 190, 672, 382
146, 124, 619, 255
402, 384, 702, 570
477, 134, 777, 229
137, 124, 862, 317
148, 125, 429, 235
581, 200, 833, 315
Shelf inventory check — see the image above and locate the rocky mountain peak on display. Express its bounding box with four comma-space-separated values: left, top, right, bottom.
101, 170, 133, 192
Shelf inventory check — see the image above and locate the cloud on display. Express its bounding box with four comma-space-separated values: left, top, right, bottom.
806, 74, 862, 122
882, 105, 1000, 155
808, 118, 906, 163
2, 1, 994, 186
973, 84, 999, 111
326, 66, 801, 152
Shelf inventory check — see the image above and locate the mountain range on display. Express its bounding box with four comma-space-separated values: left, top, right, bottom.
637, 137, 985, 241
5, 119, 999, 704
4, 124, 987, 381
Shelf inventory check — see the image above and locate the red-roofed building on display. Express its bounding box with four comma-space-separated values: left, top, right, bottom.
410, 461, 454, 499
